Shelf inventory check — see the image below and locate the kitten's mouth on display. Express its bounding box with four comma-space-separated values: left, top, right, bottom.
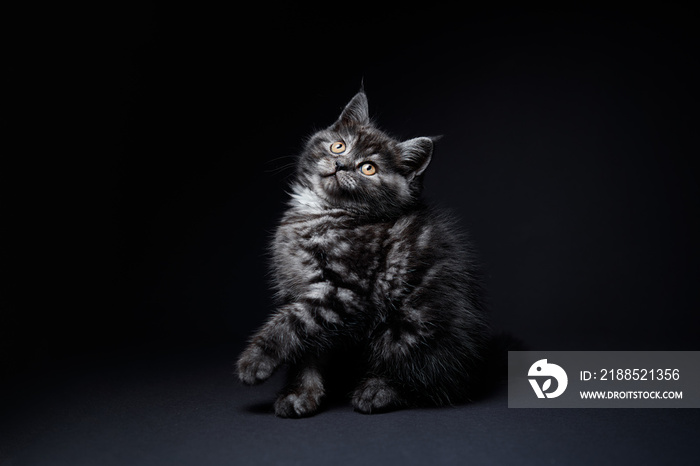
319, 170, 356, 194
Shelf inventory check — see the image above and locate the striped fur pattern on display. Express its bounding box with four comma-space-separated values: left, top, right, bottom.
237, 91, 489, 416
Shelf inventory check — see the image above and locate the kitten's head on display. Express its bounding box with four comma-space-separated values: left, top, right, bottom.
293, 91, 434, 218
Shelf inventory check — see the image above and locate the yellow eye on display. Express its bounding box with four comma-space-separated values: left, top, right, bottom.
330, 141, 346, 154
360, 163, 376, 176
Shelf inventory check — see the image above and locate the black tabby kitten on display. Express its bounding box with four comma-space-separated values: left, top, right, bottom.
237, 91, 489, 417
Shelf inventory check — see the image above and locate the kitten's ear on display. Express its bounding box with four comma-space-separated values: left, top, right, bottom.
397, 137, 433, 180
332, 91, 370, 129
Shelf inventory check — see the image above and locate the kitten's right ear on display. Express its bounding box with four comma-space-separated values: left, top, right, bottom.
331, 91, 370, 130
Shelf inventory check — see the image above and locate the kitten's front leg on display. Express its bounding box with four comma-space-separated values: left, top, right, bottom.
236, 303, 315, 385
274, 357, 325, 418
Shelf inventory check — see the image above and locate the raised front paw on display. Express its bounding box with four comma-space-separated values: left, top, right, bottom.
352, 377, 401, 414
236, 345, 278, 385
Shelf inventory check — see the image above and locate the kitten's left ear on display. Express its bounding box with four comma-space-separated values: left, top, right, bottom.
397, 137, 433, 180
332, 91, 370, 129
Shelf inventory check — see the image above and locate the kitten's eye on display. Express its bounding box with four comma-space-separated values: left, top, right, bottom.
360, 163, 377, 176
330, 141, 346, 154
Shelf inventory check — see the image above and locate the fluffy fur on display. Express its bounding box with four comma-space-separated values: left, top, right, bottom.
237, 91, 489, 417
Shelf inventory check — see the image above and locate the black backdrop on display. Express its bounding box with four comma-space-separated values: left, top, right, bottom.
5, 4, 699, 377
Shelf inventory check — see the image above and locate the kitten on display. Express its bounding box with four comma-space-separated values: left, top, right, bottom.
237, 90, 489, 417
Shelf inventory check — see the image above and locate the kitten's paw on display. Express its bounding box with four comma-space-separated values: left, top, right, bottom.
236, 345, 277, 385
352, 377, 401, 414
274, 390, 322, 418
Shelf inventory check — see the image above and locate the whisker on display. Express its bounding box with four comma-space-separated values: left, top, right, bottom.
266, 162, 297, 175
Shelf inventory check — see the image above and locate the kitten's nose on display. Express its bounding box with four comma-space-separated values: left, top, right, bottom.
335, 160, 348, 171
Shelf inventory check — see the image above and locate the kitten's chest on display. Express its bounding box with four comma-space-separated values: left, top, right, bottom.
275, 211, 390, 282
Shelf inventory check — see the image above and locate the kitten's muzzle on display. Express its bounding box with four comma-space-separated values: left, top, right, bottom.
322, 161, 349, 177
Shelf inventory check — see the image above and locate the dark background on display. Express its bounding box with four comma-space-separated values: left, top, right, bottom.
3, 4, 699, 464
6, 4, 698, 370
